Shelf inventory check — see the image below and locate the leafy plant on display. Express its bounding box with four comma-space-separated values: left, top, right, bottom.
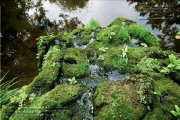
0, 71, 19, 108
171, 105, 180, 117
10, 86, 29, 108
86, 18, 101, 30
68, 77, 77, 85
161, 54, 180, 74
135, 57, 160, 74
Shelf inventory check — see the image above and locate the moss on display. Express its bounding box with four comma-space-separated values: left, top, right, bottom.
9, 84, 88, 120
26, 45, 63, 94
62, 48, 89, 78
143, 77, 180, 119
52, 109, 72, 120
108, 17, 136, 27
134, 56, 160, 75
57, 31, 76, 43
94, 78, 147, 120
79, 29, 92, 45
128, 24, 159, 46
0, 102, 19, 120
99, 46, 129, 73
96, 25, 121, 45
36, 32, 56, 68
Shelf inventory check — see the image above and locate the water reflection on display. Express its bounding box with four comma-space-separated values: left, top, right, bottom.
1, 0, 180, 88
48, 0, 89, 11
1, 0, 85, 88
127, 0, 180, 52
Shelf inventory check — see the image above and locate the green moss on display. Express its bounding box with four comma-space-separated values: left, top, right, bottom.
134, 56, 160, 74
144, 77, 180, 119
94, 79, 146, 120
62, 48, 89, 78
108, 17, 136, 27
100, 46, 129, 73
79, 29, 92, 45
9, 84, 88, 120
52, 110, 72, 120
36, 32, 56, 68
96, 25, 120, 45
128, 24, 159, 46
112, 28, 131, 45
57, 31, 76, 43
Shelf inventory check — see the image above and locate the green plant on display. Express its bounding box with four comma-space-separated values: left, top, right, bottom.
113, 28, 130, 45
171, 105, 180, 117
0, 71, 19, 108
135, 57, 160, 74
161, 54, 180, 74
10, 86, 29, 108
68, 77, 77, 85
128, 24, 159, 46
86, 18, 101, 30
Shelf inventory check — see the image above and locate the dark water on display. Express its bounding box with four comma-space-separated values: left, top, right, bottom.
1, 0, 180, 88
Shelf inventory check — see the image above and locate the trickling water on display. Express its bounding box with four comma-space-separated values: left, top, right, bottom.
76, 89, 93, 120
73, 38, 95, 49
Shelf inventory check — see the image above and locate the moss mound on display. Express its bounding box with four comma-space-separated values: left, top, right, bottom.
62, 48, 89, 78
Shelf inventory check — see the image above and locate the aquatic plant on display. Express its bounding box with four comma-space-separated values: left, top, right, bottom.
161, 54, 180, 74
171, 105, 180, 118
0, 71, 19, 109
68, 77, 77, 85
86, 18, 101, 30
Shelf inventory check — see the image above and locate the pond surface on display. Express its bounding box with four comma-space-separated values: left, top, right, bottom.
1, 0, 180, 88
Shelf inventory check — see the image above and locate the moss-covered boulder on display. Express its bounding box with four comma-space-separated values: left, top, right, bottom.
62, 48, 90, 78
9, 84, 88, 120
94, 74, 151, 119
144, 76, 180, 119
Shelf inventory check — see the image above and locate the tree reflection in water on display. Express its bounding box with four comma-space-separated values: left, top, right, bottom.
127, 0, 180, 52
1, 0, 88, 88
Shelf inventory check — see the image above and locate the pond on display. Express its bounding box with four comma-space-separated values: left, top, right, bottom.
1, 0, 180, 88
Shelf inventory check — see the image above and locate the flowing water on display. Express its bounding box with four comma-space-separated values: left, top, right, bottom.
1, 0, 180, 88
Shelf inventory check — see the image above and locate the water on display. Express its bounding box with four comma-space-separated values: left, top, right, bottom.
1, 0, 180, 88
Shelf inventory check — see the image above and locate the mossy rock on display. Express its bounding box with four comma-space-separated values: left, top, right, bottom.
128, 24, 159, 46
94, 75, 151, 119
98, 46, 129, 73
62, 48, 89, 78
79, 29, 93, 45
143, 77, 180, 119
108, 17, 136, 27
9, 84, 88, 120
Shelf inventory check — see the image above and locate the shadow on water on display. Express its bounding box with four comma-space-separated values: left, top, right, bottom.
1, 0, 180, 88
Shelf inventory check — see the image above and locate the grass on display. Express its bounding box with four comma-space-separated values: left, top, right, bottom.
86, 18, 101, 30
0, 71, 19, 108
128, 24, 159, 46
